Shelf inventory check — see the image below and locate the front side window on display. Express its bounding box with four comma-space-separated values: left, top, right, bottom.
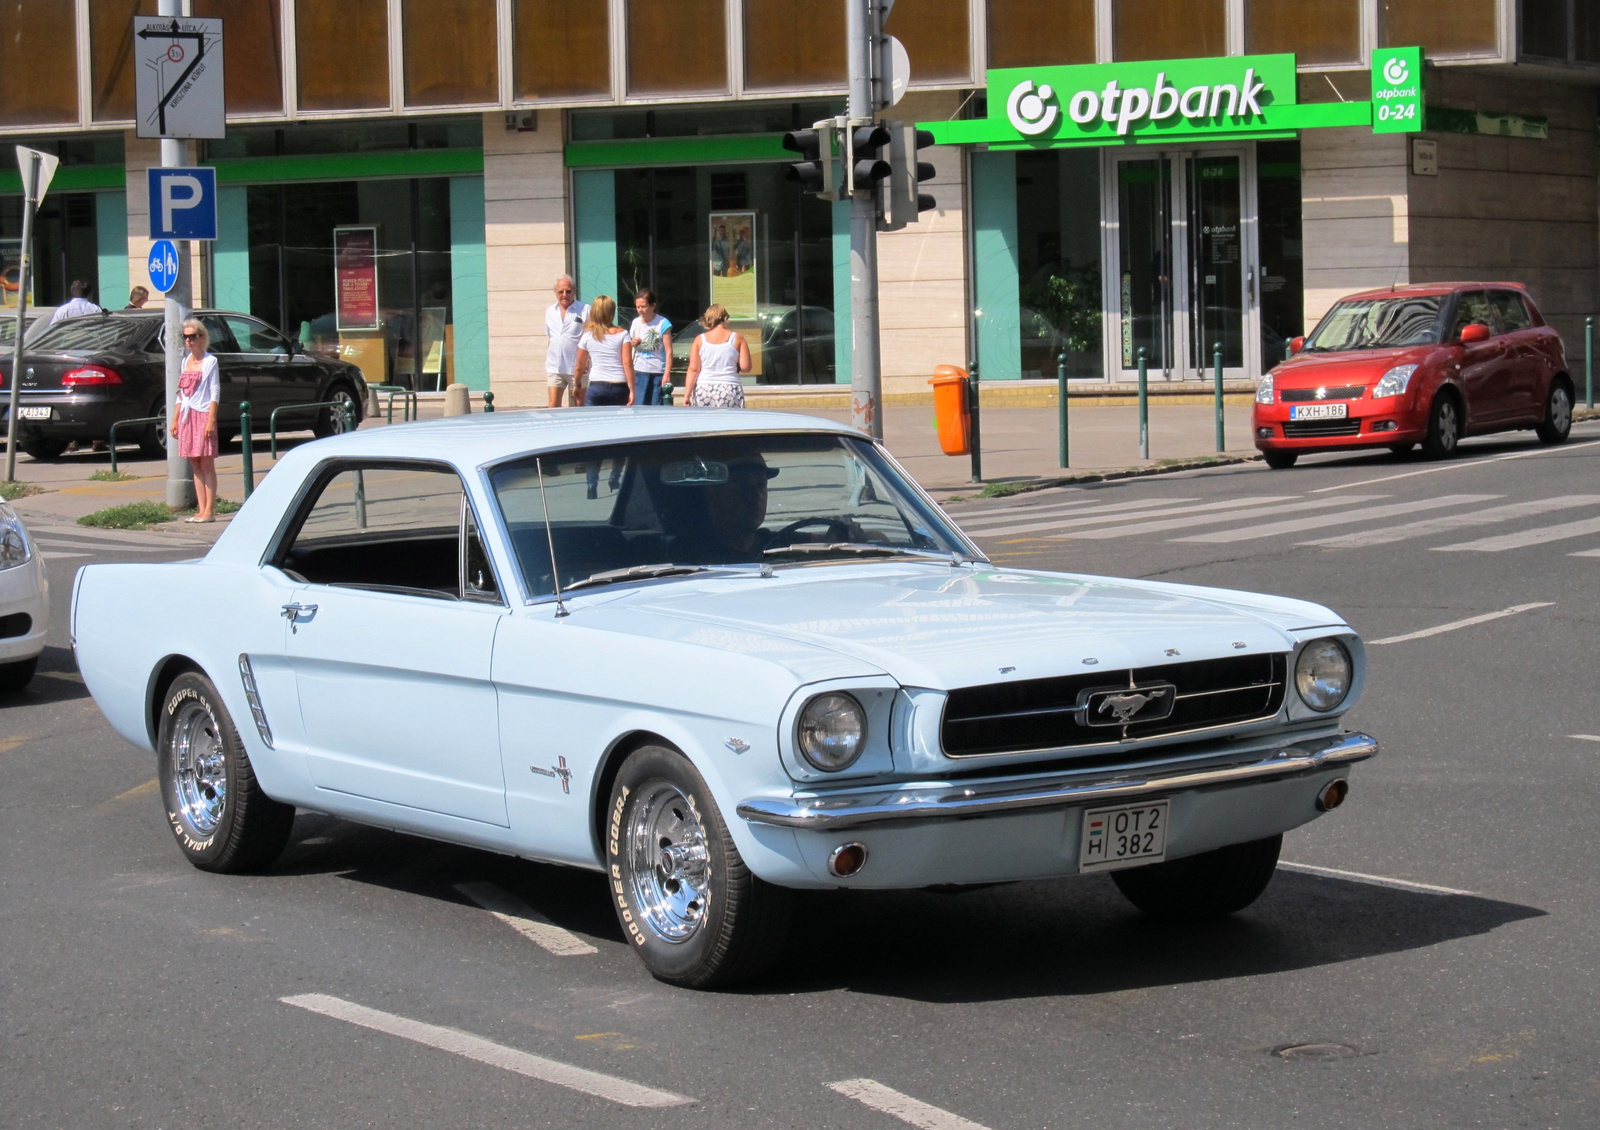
490, 433, 970, 598
277, 463, 497, 601
1305, 296, 1445, 352
224, 316, 291, 355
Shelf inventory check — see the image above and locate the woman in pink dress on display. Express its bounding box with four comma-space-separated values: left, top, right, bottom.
174, 318, 220, 523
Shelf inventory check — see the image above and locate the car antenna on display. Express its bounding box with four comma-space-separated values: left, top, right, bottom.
535, 456, 569, 618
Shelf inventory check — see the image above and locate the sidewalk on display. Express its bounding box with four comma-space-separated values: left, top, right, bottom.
4, 398, 1262, 531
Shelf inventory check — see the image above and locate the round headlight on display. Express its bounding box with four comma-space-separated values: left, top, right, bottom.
796, 692, 867, 771
1295, 638, 1352, 712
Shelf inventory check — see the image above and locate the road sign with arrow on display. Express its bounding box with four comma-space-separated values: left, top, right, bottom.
133, 15, 225, 139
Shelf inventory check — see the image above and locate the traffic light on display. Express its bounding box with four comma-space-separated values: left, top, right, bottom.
783, 121, 841, 201
881, 122, 937, 231
847, 122, 892, 195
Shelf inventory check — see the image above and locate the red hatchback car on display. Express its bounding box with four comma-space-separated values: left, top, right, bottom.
1253, 283, 1574, 468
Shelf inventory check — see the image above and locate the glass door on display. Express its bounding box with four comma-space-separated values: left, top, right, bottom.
1102, 147, 1259, 382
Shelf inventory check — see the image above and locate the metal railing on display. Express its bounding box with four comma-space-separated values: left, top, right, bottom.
269, 400, 354, 460
106, 415, 165, 474
368, 383, 418, 424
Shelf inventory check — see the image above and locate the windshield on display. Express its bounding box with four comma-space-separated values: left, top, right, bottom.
27, 315, 153, 354
490, 432, 972, 598
1304, 296, 1444, 351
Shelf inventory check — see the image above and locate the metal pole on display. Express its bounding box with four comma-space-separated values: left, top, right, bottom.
1580, 312, 1593, 409
968, 359, 982, 483
239, 401, 252, 499
1213, 341, 1225, 453
1057, 350, 1069, 469
4, 161, 38, 483
847, 0, 883, 440
1137, 345, 1149, 460
160, 0, 196, 511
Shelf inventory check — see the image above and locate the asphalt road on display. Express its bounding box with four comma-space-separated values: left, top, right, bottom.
5, 423, 1600, 1129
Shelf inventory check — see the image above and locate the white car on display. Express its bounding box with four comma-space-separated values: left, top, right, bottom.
0, 502, 49, 690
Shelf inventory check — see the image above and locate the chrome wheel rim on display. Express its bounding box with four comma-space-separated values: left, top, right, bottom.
171, 700, 227, 835
330, 391, 355, 433
626, 783, 712, 943
1437, 401, 1458, 450
1551, 387, 1572, 433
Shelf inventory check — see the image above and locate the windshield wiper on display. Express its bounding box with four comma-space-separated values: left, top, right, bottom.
763, 542, 945, 560
562, 563, 712, 592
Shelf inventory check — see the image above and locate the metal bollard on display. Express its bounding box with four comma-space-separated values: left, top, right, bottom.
1057, 351, 1070, 469
240, 402, 253, 500
968, 360, 982, 484
1213, 341, 1225, 453
1587, 316, 1594, 410
1137, 346, 1150, 461
482, 390, 495, 413
343, 400, 355, 432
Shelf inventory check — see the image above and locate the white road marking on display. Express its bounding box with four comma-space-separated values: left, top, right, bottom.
1434, 514, 1600, 552
978, 496, 1309, 540
952, 496, 1181, 527
280, 994, 692, 1108
1570, 734, 1600, 742
1571, 548, 1600, 557
1300, 495, 1600, 548
454, 880, 597, 956
1177, 494, 1498, 543
1277, 861, 1475, 897
1061, 495, 1384, 540
1366, 602, 1553, 645
827, 1079, 992, 1130
960, 498, 1208, 536
36, 550, 87, 559
1308, 437, 1600, 493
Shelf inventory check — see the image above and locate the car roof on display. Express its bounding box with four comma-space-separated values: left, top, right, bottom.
1340, 282, 1530, 301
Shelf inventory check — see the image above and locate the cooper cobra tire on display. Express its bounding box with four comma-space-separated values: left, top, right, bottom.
0, 656, 37, 692
1261, 450, 1298, 470
606, 745, 792, 988
1111, 833, 1282, 921
1422, 393, 1461, 459
157, 671, 294, 873
1535, 380, 1573, 445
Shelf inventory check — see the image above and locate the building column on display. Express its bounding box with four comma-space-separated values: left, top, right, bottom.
970, 148, 1020, 381
482, 111, 570, 408
1300, 128, 1410, 326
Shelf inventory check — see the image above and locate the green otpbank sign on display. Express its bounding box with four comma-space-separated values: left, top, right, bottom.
923, 48, 1424, 148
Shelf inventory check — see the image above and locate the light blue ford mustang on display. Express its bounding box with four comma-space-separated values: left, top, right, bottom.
73, 409, 1376, 987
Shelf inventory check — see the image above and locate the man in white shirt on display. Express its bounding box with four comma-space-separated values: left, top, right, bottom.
50, 279, 102, 322
544, 276, 589, 407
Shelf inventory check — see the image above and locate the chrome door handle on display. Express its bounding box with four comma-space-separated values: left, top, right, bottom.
281, 602, 318, 632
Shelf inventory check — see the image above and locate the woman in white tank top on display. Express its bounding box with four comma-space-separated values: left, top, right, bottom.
684, 303, 751, 408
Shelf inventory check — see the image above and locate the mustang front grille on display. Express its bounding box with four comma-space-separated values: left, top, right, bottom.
1283, 418, 1362, 437
1281, 385, 1365, 402
940, 654, 1287, 757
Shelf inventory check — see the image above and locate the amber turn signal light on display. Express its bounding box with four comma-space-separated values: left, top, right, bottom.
1316, 778, 1349, 812
827, 842, 868, 878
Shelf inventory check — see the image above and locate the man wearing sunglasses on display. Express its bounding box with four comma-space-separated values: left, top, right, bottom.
544, 276, 589, 408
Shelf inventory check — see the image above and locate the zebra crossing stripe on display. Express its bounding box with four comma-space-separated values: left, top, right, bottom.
975, 496, 1304, 540
454, 881, 597, 956
956, 497, 1197, 535
1300, 495, 1600, 548
1061, 495, 1385, 540
1571, 548, 1600, 557
1176, 495, 1498, 544
827, 1079, 992, 1130
1434, 514, 1600, 552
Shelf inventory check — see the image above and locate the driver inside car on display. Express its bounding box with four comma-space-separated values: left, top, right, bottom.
702, 455, 779, 562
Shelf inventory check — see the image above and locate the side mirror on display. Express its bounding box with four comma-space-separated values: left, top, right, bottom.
1460, 323, 1492, 345
1288, 336, 1305, 356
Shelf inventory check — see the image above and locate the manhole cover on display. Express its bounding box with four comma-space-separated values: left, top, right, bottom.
1272, 1043, 1360, 1061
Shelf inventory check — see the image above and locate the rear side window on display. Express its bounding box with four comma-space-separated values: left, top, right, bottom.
277, 463, 499, 602
1450, 291, 1494, 338
1491, 291, 1532, 332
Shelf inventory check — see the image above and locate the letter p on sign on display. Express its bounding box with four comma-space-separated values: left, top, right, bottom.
147, 166, 217, 241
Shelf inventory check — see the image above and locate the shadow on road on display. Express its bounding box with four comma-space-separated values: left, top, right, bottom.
0, 645, 91, 707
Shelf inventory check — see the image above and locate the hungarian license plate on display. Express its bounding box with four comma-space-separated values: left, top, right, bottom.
1289, 403, 1348, 420
1078, 801, 1168, 873
16, 406, 51, 420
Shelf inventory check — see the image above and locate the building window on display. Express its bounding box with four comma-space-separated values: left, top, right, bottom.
1114, 0, 1227, 61
1379, 0, 1499, 57
1256, 140, 1304, 367
403, 0, 497, 106
296, 0, 390, 112
1014, 149, 1103, 380
884, 0, 969, 84
194, 0, 284, 114
628, 0, 726, 96
90, 0, 152, 123
513, 0, 610, 100
0, 0, 80, 126
1522, 0, 1600, 63
1245, 0, 1362, 67
987, 0, 1094, 69
744, 0, 844, 91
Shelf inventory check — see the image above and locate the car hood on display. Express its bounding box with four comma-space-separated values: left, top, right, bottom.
603, 563, 1344, 690
1272, 345, 1433, 388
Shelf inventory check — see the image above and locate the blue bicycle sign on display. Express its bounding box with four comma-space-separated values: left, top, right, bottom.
147, 239, 180, 293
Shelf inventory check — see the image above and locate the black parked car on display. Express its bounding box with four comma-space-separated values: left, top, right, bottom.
0, 309, 366, 459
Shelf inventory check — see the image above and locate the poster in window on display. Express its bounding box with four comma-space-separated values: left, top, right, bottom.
334, 226, 380, 332
708, 211, 756, 321
0, 239, 29, 309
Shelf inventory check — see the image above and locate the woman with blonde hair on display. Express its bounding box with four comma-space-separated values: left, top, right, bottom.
682, 304, 751, 408
173, 318, 220, 522
573, 294, 635, 407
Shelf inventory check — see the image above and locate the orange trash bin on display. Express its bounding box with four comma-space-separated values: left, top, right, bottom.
929, 365, 970, 456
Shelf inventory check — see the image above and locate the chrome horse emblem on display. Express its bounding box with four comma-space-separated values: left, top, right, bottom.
1081, 683, 1178, 727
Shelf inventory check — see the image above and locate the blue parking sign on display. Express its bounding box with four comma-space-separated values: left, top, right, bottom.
148, 240, 181, 293
147, 166, 217, 240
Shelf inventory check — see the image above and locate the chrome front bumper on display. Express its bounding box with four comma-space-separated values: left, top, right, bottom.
737, 731, 1377, 831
